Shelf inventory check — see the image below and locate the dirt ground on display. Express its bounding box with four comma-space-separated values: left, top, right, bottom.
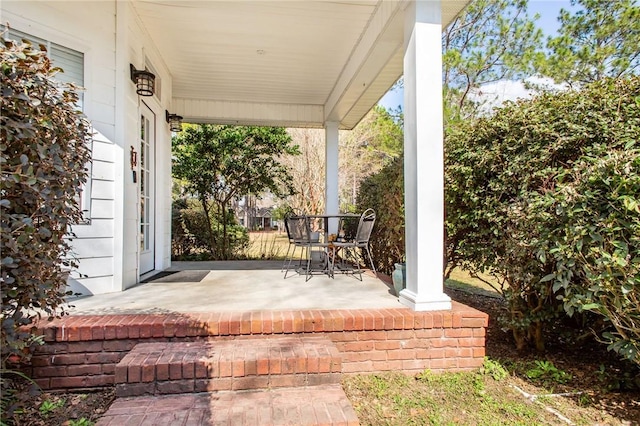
6, 287, 640, 425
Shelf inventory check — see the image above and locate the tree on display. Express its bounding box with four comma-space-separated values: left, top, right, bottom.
347, 105, 403, 160
545, 0, 640, 86
172, 124, 299, 258
1, 36, 91, 366
274, 105, 403, 221
442, 0, 544, 121
339, 106, 403, 211
279, 128, 326, 215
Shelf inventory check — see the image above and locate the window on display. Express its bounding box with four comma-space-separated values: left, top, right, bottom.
4, 27, 91, 222
3, 27, 85, 107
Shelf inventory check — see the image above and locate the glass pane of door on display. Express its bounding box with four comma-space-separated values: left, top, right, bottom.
139, 103, 155, 275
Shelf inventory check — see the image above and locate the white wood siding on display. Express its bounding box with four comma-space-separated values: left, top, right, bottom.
71, 219, 114, 239
2, 2, 121, 295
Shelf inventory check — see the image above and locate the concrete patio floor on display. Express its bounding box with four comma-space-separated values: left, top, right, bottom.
65, 261, 402, 315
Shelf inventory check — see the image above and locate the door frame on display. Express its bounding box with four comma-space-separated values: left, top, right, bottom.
138, 100, 156, 276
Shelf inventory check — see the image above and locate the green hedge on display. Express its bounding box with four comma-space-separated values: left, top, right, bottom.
445, 77, 639, 361
356, 155, 405, 275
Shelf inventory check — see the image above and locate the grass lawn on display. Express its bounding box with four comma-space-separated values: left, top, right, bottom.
343, 360, 633, 426
242, 230, 290, 259
446, 268, 502, 295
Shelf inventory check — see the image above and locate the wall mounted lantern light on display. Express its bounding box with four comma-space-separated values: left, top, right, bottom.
130, 64, 156, 97
166, 110, 183, 132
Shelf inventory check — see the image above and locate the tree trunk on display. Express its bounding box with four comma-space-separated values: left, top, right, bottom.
513, 328, 527, 352
216, 203, 223, 259
221, 201, 229, 259
200, 196, 216, 257
532, 321, 545, 352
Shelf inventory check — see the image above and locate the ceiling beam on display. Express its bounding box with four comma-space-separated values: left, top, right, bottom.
323, 0, 405, 125
172, 97, 325, 128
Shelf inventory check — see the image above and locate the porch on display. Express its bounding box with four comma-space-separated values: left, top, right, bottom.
27, 261, 488, 393
2, 1, 463, 307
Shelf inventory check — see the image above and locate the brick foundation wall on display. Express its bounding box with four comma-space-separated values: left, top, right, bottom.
25, 302, 488, 390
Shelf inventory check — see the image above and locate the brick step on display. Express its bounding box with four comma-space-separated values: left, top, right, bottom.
98, 384, 359, 425
115, 337, 342, 397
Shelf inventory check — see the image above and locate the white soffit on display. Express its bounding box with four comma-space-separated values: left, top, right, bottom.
132, 0, 468, 129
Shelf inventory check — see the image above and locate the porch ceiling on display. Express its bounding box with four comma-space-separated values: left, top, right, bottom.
132, 0, 467, 129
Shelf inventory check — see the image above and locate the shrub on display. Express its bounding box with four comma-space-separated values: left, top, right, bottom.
171, 198, 203, 258
545, 145, 639, 364
445, 77, 639, 357
1, 35, 91, 366
171, 198, 249, 260
356, 155, 405, 275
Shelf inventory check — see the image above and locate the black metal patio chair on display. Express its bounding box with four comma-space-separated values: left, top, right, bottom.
329, 208, 376, 280
283, 215, 332, 281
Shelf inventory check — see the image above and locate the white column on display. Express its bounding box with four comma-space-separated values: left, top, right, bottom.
399, 1, 451, 311
112, 0, 128, 292
325, 121, 340, 234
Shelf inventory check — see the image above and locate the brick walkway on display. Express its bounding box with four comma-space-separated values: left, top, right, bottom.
96, 384, 359, 425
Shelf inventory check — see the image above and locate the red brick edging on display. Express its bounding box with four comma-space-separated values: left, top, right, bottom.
26, 302, 488, 390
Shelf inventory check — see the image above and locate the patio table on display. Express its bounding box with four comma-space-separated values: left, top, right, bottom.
305, 213, 360, 277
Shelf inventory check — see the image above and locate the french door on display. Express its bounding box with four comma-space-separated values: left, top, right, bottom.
139, 102, 156, 275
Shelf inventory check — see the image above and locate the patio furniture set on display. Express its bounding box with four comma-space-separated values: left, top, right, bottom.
282, 209, 377, 281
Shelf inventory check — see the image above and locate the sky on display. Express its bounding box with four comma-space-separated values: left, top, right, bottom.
378, 0, 571, 110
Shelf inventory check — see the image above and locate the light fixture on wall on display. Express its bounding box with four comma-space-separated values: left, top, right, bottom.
166, 110, 183, 132
130, 64, 156, 97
